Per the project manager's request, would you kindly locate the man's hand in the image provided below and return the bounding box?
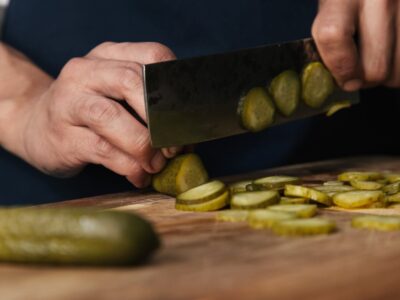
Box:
[0,42,180,187]
[312,0,399,90]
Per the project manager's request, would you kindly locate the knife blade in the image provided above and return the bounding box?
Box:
[143,38,359,148]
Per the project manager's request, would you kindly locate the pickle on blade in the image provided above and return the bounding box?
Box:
[280,197,309,205]
[248,210,296,229]
[273,218,336,236]
[301,62,335,108]
[0,208,160,265]
[352,215,400,231]
[269,70,301,116]
[231,190,280,209]
[176,180,226,205]
[332,190,384,209]
[152,153,208,196]
[175,190,229,212]
[337,171,382,182]
[229,180,252,194]
[216,210,249,222]
[268,204,317,218]
[238,87,275,132]
[383,182,400,195]
[350,180,384,191]
[252,175,300,190]
[284,184,332,206]
[326,100,352,117]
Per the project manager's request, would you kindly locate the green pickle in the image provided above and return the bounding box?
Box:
[301,62,335,108]
[269,70,301,116]
[238,87,275,132]
[0,208,160,265]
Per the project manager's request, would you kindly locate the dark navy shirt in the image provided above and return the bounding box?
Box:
[1,0,399,204]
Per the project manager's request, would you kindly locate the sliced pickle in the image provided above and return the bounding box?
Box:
[269,70,301,116]
[231,190,280,209]
[301,62,334,108]
[332,190,384,209]
[314,185,355,194]
[323,181,344,186]
[252,175,299,190]
[268,204,317,218]
[175,190,229,212]
[152,153,208,196]
[280,197,309,205]
[238,87,275,132]
[326,100,351,117]
[176,180,226,205]
[229,180,252,194]
[216,210,249,222]
[352,215,400,231]
[383,182,400,195]
[284,185,332,206]
[350,180,383,191]
[338,171,382,182]
[248,210,296,229]
[384,173,400,183]
[386,192,400,204]
[273,218,336,236]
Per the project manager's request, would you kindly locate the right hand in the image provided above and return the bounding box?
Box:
[8,42,179,187]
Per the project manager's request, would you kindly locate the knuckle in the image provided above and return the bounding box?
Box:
[146,42,175,62]
[62,57,87,76]
[118,66,141,91]
[93,136,115,158]
[330,57,357,78]
[91,41,116,55]
[134,133,152,160]
[313,23,348,46]
[86,100,121,126]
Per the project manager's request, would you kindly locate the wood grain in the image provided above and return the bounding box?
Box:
[2,156,400,300]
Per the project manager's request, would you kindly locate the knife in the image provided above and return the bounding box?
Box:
[143,38,359,148]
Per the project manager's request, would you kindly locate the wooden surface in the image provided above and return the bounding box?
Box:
[2,156,400,300]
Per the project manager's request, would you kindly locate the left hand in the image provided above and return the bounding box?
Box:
[312,0,400,91]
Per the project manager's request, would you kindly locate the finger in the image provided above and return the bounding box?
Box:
[161,146,183,159]
[359,0,395,85]
[75,127,152,187]
[87,42,176,64]
[70,96,166,173]
[61,57,147,122]
[312,0,362,91]
[386,2,400,87]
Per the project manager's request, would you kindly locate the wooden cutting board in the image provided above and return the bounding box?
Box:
[1,156,400,300]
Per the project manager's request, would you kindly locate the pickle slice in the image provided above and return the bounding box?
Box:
[252,175,300,190]
[284,185,332,206]
[332,190,384,209]
[248,210,296,229]
[386,192,400,204]
[238,87,275,132]
[231,190,280,209]
[338,171,382,182]
[323,181,344,186]
[384,173,400,183]
[175,190,229,212]
[229,180,252,194]
[216,210,249,222]
[268,204,317,218]
[383,182,400,195]
[269,70,301,116]
[352,215,400,231]
[176,180,226,205]
[152,153,208,196]
[280,197,309,205]
[326,100,352,117]
[301,62,334,108]
[314,185,355,194]
[273,218,336,236]
[350,180,383,191]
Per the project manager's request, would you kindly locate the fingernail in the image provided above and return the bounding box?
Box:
[343,79,362,92]
[151,151,166,172]
[168,146,182,157]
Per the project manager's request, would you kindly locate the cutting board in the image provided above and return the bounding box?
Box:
[1,156,400,300]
